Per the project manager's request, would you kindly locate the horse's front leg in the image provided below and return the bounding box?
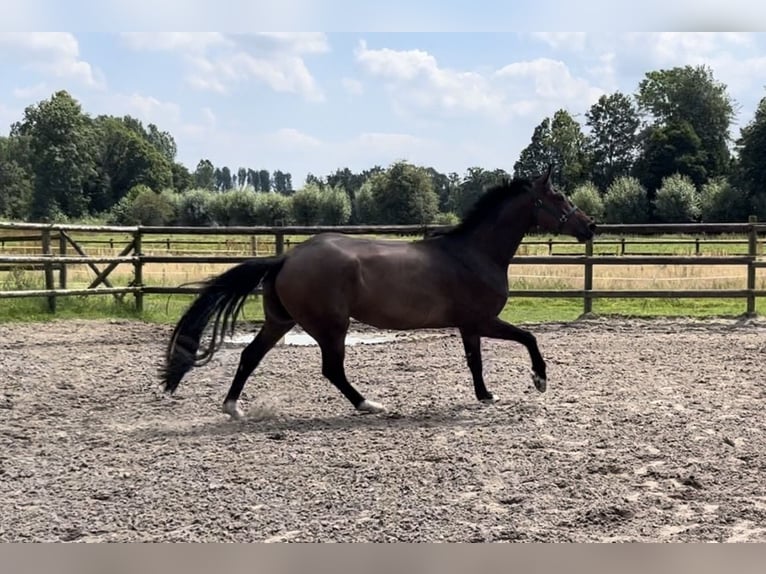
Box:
[459,328,496,403]
[476,317,547,392]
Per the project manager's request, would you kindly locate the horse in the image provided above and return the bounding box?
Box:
[162,166,597,419]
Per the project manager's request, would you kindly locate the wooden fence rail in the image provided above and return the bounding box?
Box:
[1,219,764,316]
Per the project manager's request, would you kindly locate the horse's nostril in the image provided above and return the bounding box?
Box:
[589,222,597,232]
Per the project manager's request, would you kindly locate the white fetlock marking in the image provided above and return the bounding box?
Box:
[223,400,244,420]
[532,374,547,393]
[358,399,386,414]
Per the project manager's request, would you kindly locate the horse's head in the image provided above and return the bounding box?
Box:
[529,165,596,242]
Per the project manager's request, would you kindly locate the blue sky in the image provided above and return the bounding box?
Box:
[2,31,766,186]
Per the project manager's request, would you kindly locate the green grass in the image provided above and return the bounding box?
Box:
[0,293,757,326]
[1,230,762,324]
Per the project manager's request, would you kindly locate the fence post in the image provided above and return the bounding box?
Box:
[746,215,758,316]
[58,232,67,290]
[583,238,594,315]
[41,227,55,313]
[274,230,285,256]
[133,227,144,313]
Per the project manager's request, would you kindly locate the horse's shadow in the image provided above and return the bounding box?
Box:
[139,399,537,441]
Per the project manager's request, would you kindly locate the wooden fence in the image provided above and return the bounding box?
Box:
[1,219,765,316]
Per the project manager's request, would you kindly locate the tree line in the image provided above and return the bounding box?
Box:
[1,63,765,226]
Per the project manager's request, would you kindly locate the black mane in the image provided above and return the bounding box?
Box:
[444,177,532,236]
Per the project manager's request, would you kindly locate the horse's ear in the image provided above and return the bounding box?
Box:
[535,164,554,189]
[543,163,553,184]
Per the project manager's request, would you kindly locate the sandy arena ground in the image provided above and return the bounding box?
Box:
[1,316,765,542]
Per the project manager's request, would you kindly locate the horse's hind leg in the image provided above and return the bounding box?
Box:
[223,317,294,419]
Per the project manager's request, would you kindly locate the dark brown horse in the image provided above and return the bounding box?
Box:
[162,166,596,419]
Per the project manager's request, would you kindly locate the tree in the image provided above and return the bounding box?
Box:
[636,65,735,182]
[514,117,552,181]
[246,168,258,189]
[549,109,590,191]
[92,115,173,211]
[570,182,605,222]
[194,159,216,190]
[253,193,292,225]
[632,120,707,198]
[291,183,323,225]
[177,188,216,225]
[368,161,439,224]
[10,90,97,219]
[585,92,641,189]
[353,181,377,224]
[734,95,766,218]
[171,162,193,193]
[237,167,248,189]
[653,173,700,223]
[209,190,260,226]
[319,186,352,225]
[603,176,650,224]
[258,169,271,192]
[449,167,508,217]
[326,167,364,199]
[109,185,177,226]
[273,170,286,194]
[514,110,589,192]
[425,167,453,212]
[146,123,177,162]
[212,166,233,191]
[699,178,749,222]
[0,136,34,219]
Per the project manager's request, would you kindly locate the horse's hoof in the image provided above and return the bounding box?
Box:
[532,373,547,393]
[223,400,244,420]
[479,393,498,404]
[357,399,386,414]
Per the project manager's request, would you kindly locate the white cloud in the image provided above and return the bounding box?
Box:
[0,102,22,135]
[531,33,588,51]
[269,128,322,148]
[12,82,48,100]
[342,77,364,96]
[121,32,327,102]
[201,107,216,127]
[352,132,428,153]
[356,41,604,123]
[120,32,230,53]
[355,40,506,120]
[631,32,753,64]
[0,33,103,88]
[496,58,603,105]
[111,93,182,124]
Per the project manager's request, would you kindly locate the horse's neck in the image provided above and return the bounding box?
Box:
[461,209,532,267]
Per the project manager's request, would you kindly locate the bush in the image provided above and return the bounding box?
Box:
[569,182,605,222]
[209,190,260,226]
[291,184,323,225]
[108,185,177,225]
[177,188,216,226]
[699,178,749,222]
[253,193,293,226]
[319,186,352,225]
[654,173,700,223]
[603,176,650,224]
[353,181,378,224]
[433,212,460,226]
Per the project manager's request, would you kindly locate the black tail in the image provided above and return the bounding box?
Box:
[162,256,285,394]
